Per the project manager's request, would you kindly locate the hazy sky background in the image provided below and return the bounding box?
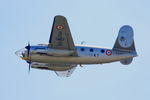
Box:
[1,0,150,100]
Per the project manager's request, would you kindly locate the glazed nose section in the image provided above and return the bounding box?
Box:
[15,48,27,58]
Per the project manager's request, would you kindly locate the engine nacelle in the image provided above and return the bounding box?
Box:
[32,48,75,56]
[47,49,74,56]
[31,62,76,71]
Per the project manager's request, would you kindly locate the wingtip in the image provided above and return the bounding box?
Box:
[54,15,66,19]
[121,25,133,30]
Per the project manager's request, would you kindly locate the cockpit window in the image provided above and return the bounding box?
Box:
[15,48,27,58]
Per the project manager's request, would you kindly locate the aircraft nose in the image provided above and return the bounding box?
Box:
[15,48,27,59]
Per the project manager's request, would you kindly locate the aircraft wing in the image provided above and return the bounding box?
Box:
[48,15,77,56]
[55,67,76,77]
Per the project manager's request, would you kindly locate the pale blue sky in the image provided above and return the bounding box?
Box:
[0,0,150,100]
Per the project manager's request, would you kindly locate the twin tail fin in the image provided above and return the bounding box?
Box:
[113,25,137,65]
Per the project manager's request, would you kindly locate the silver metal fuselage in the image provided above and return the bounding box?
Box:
[16,44,137,65]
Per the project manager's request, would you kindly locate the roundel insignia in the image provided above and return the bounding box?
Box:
[56,25,64,30]
[106,50,112,56]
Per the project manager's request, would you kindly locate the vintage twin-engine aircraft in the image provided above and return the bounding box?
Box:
[15,15,137,77]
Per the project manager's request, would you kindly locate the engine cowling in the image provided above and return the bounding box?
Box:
[47,49,74,56]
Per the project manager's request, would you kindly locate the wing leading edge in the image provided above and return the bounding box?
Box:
[48,15,77,56]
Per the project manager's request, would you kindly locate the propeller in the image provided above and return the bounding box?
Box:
[25,42,31,74]
[28,62,31,74]
[25,42,30,57]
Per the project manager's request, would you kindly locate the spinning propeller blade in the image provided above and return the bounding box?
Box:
[28,62,31,74]
[25,42,30,57]
[25,42,31,74]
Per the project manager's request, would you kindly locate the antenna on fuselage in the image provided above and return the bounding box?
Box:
[81,41,85,45]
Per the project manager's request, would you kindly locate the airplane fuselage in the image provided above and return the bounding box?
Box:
[17,44,136,65]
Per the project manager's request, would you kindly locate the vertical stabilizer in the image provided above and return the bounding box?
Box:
[113,25,136,51]
[113,25,137,65]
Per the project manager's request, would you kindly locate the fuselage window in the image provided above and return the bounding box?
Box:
[81,48,85,51]
[90,48,94,52]
[101,49,105,53]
